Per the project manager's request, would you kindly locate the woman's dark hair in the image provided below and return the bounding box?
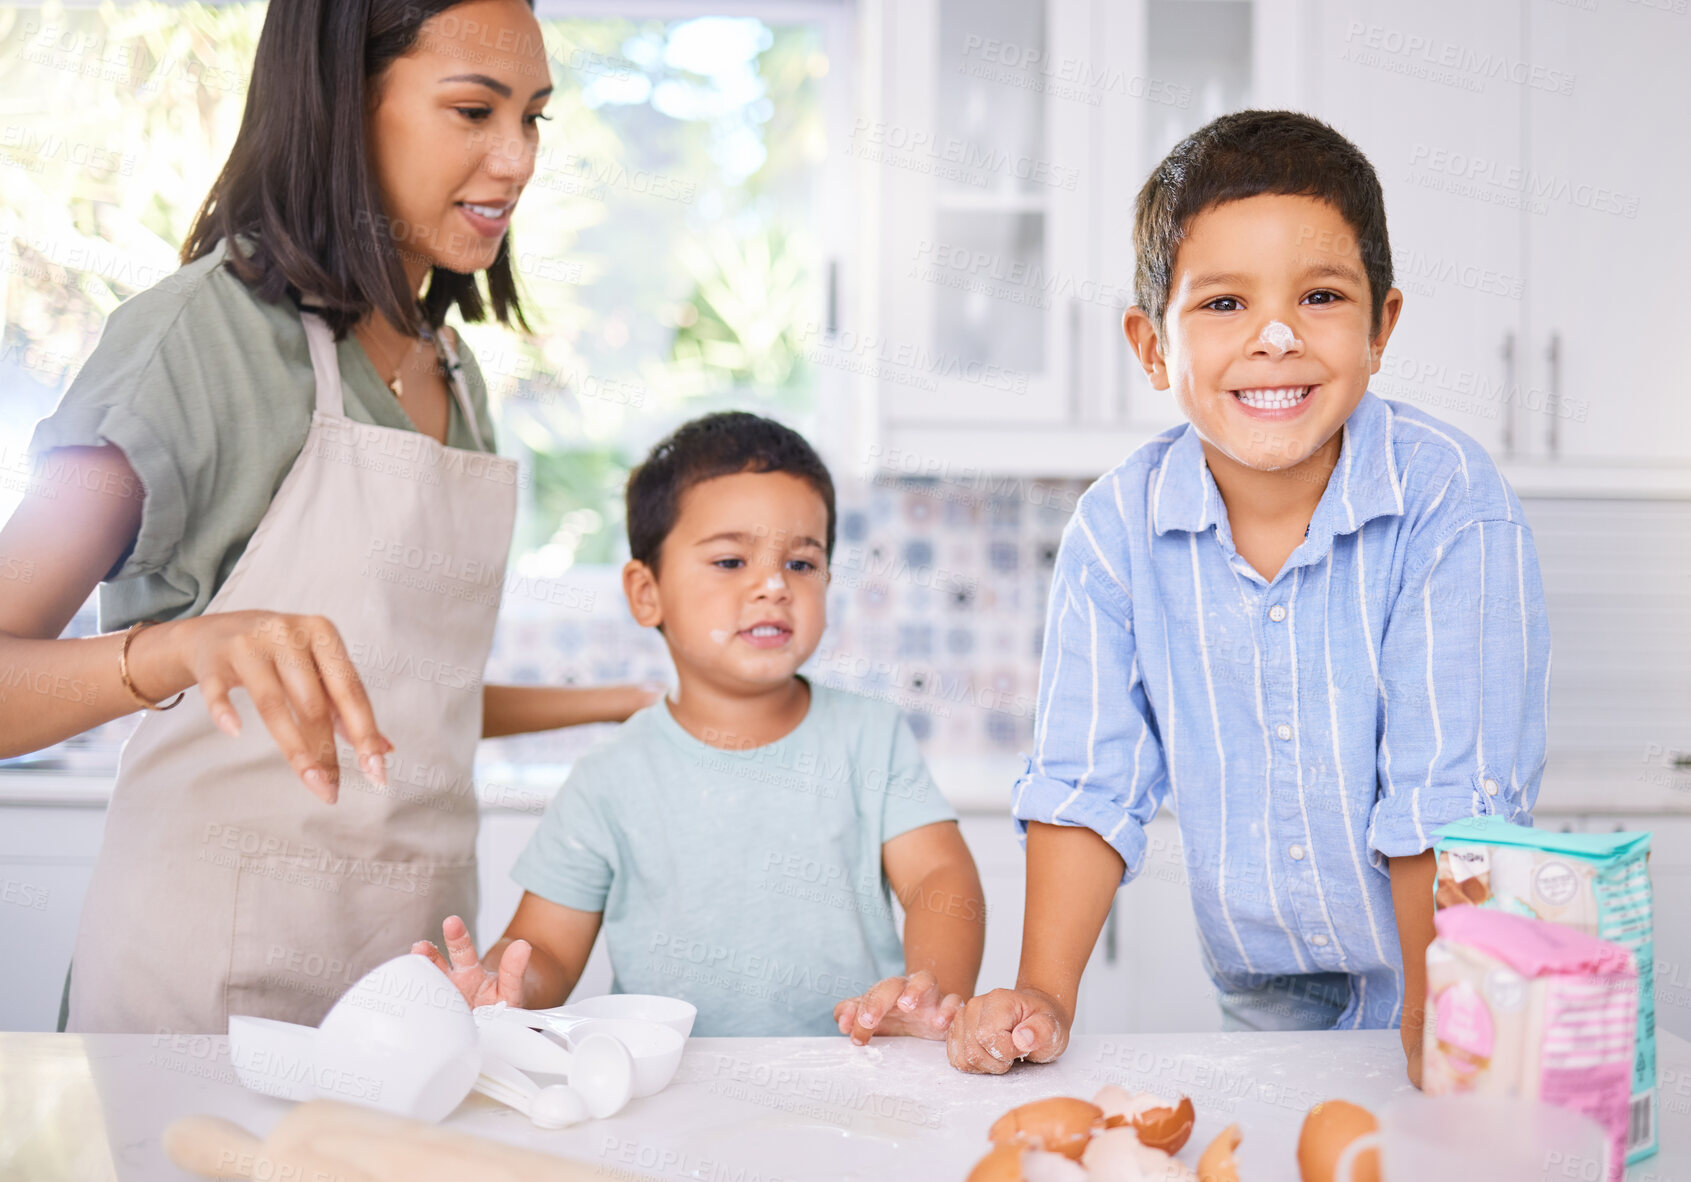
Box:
[1133,109,1394,334]
[180,0,534,339]
[626,413,837,573]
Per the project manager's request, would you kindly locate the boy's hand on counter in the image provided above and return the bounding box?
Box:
[945,986,1069,1074]
[835,970,962,1044]
[412,914,530,1009]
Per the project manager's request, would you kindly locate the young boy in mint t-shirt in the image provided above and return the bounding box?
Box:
[946,111,1551,1085]
[415,413,985,1037]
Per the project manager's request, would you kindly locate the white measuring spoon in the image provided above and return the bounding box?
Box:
[474,1052,589,1129]
[474,1014,635,1119]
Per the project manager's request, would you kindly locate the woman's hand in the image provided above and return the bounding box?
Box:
[834,970,963,1044]
[413,914,531,1009]
[163,610,390,802]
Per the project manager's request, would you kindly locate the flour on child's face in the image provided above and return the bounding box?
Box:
[1258,320,1300,355]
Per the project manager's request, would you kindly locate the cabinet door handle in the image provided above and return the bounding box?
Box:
[1500,330,1517,459]
[1546,331,1562,459]
[1068,297,1083,424]
[1116,311,1132,424]
[825,259,839,339]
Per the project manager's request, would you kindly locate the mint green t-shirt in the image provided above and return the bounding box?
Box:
[26,236,498,632]
[511,681,958,1037]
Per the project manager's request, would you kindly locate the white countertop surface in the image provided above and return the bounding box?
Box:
[2,1030,1686,1180]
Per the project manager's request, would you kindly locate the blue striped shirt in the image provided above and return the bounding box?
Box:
[1012,392,1552,1029]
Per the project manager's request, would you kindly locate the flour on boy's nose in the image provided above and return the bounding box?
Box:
[765,574,787,591]
[1259,320,1300,355]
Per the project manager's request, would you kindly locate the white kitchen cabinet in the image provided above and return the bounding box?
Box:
[864,0,1691,485]
[1520,3,1691,465]
[0,801,106,1032]
[868,0,1302,452]
[868,0,1094,430]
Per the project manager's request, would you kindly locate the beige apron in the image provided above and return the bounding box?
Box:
[68,311,517,1033]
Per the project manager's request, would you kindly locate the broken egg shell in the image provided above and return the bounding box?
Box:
[1296,1100,1379,1182]
[1089,1088,1195,1155]
[969,1145,1025,1182]
[988,1097,1105,1160]
[1081,1127,1197,1182]
[1132,1096,1195,1155]
[1195,1124,1242,1182]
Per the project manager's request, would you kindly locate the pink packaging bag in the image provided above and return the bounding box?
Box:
[1424,906,1638,1182]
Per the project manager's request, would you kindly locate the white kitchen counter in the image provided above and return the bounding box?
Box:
[1,1030,1686,1180]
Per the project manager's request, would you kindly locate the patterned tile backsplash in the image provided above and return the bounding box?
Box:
[476,475,1091,769]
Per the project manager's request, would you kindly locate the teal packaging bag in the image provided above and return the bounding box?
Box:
[1433,816,1656,1163]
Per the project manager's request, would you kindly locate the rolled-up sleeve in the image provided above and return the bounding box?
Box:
[27,294,200,582]
[1368,518,1550,864]
[1012,512,1168,882]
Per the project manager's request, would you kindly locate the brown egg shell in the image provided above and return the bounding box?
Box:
[988,1097,1104,1160]
[968,1144,1025,1182]
[1196,1123,1242,1182]
[1296,1100,1379,1182]
[1132,1095,1196,1155]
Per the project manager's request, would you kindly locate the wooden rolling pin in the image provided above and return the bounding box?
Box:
[163,1099,638,1181]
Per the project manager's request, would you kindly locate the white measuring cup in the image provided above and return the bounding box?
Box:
[1334,1096,1609,1182]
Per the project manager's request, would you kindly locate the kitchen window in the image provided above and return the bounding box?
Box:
[0,0,857,770]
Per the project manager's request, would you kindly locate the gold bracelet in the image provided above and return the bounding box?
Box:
[119,620,185,711]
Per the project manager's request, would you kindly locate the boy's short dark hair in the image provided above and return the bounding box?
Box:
[626,412,836,572]
[1133,110,1394,334]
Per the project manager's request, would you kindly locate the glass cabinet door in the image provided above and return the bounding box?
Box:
[873,0,1091,428]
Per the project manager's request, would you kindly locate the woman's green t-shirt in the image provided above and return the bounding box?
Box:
[27,237,501,631]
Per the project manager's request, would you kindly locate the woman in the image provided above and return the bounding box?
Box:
[0,0,644,1033]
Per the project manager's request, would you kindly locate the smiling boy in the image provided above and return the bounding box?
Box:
[946,111,1550,1082]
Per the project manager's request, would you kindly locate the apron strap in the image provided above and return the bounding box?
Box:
[299,312,346,418]
[434,327,491,454]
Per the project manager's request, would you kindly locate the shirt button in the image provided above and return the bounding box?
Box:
[1312,933,1330,947]
[1483,778,1500,796]
[1289,844,1306,861]
[1276,724,1293,741]
[1268,604,1287,622]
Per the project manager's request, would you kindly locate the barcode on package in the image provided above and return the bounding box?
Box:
[1629,1092,1654,1153]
